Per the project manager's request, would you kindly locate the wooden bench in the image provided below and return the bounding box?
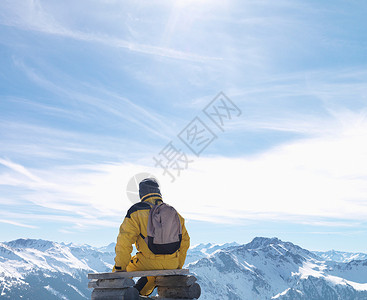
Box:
[88,269,201,300]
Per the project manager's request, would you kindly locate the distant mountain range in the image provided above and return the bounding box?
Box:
[1,238,366,299]
[0,239,114,299]
[188,237,367,300]
[312,250,367,263]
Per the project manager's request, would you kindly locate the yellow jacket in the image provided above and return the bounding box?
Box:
[114,194,190,271]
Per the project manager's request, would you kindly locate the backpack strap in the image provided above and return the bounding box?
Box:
[139,202,155,241]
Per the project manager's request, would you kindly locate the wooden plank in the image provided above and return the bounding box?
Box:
[91,287,139,300]
[158,283,201,299]
[155,275,197,287]
[88,278,135,289]
[139,296,190,300]
[88,269,189,280]
[140,297,192,300]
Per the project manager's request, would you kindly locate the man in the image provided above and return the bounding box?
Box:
[113,178,190,296]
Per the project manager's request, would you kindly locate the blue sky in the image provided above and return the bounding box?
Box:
[1,0,367,252]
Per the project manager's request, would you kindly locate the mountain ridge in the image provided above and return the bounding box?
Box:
[187,237,367,299]
[1,237,367,299]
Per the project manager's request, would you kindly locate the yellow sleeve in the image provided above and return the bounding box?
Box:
[113,214,139,271]
[178,215,190,269]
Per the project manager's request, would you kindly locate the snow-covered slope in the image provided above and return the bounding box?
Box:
[184,242,239,265]
[1,237,367,299]
[188,237,367,300]
[0,239,114,299]
[313,250,367,263]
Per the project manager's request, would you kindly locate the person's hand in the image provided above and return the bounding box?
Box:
[112,266,126,272]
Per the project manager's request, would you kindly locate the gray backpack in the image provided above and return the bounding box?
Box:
[143,202,182,255]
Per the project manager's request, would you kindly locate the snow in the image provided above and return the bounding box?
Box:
[293,259,324,279]
[0,241,92,278]
[68,283,88,299]
[0,238,114,292]
[324,274,347,286]
[346,280,367,291]
[279,255,367,298]
[272,288,303,299]
[189,237,367,299]
[277,244,289,252]
[272,288,291,299]
[184,242,239,266]
[1,237,367,299]
[44,285,68,299]
[313,250,367,263]
[241,260,256,273]
[270,244,284,256]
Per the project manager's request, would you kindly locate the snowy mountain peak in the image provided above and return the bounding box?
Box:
[0,239,115,299]
[185,242,241,265]
[97,242,116,253]
[245,237,282,249]
[190,242,239,251]
[190,243,214,250]
[5,238,56,250]
[188,238,367,300]
[238,237,316,261]
[313,249,367,263]
[1,237,367,300]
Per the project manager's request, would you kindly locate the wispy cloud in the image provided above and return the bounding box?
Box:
[0,211,118,230]
[0,158,43,183]
[1,0,367,251]
[0,219,38,229]
[1,108,367,230]
[0,0,221,62]
[0,120,145,165]
[11,58,174,140]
